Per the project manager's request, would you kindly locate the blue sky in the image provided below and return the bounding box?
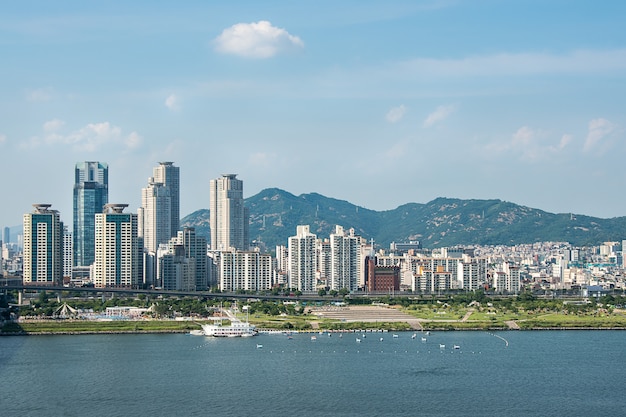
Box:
[1,0,625,229]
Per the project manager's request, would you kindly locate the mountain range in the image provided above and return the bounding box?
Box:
[180,188,626,251]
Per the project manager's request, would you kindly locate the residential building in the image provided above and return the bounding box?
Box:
[152,162,180,238]
[159,244,196,291]
[140,178,171,253]
[218,250,273,292]
[317,239,331,287]
[23,204,63,285]
[93,204,141,288]
[73,161,108,267]
[329,225,360,292]
[157,227,208,291]
[139,174,173,287]
[288,225,317,292]
[63,226,72,281]
[209,174,249,251]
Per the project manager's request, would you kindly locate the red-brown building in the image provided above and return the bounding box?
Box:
[365,256,400,292]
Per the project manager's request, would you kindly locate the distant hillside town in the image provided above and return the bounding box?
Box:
[2,162,625,297]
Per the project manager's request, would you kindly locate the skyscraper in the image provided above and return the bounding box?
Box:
[152,162,180,238]
[329,225,360,292]
[209,174,249,251]
[73,161,108,267]
[63,226,73,280]
[2,226,9,245]
[93,204,140,288]
[23,204,63,285]
[140,178,171,253]
[288,225,317,293]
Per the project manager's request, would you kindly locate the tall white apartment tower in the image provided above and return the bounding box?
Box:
[209,174,249,251]
[152,162,180,238]
[93,204,140,288]
[140,178,171,253]
[63,226,73,280]
[23,204,63,285]
[288,225,318,293]
[329,225,360,292]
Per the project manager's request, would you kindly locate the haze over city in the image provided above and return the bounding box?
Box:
[1,0,625,228]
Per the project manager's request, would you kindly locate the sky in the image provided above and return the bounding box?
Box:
[1,0,626,230]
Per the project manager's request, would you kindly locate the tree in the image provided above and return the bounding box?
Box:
[318,289,327,297]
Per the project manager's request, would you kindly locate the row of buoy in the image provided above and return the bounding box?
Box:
[259,350,481,354]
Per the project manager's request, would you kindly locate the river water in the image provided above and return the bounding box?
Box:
[1,330,624,416]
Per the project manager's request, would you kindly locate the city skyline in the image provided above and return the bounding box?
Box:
[1,1,625,227]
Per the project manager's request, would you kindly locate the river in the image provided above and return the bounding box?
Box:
[1,330,624,416]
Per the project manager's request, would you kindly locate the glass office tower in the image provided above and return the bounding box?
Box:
[73,161,108,267]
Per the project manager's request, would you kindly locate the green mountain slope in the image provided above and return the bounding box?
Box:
[181,189,626,250]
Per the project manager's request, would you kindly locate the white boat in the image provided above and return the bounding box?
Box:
[411,333,417,339]
[421,337,427,342]
[311,335,317,341]
[439,344,446,349]
[201,303,257,337]
[256,344,263,349]
[201,319,257,337]
[453,345,460,350]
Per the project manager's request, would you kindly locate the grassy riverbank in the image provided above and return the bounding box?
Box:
[4,310,626,335]
[1,320,201,335]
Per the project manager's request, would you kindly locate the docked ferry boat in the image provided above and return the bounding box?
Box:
[201,319,257,337]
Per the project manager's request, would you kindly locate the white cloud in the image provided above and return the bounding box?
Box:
[485,126,572,162]
[125,131,143,149]
[26,87,53,102]
[423,105,454,127]
[213,20,304,59]
[165,93,179,111]
[386,105,407,123]
[583,118,617,153]
[0,134,6,144]
[512,126,534,146]
[43,118,65,132]
[555,134,572,151]
[21,121,142,152]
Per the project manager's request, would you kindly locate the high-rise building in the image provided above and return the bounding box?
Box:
[140,178,171,253]
[63,226,73,280]
[73,161,108,267]
[139,173,174,287]
[209,174,249,251]
[2,226,9,245]
[93,204,140,288]
[152,162,180,238]
[218,250,273,292]
[158,244,196,291]
[288,225,317,292]
[156,227,208,291]
[182,227,209,290]
[329,225,360,292]
[23,204,63,285]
